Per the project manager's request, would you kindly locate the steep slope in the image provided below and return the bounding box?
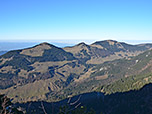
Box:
[64,42,111,63]
[92,49,152,80]
[1,40,152,103]
[64,40,152,64]
[51,49,152,100]
[0,43,89,102]
[16,83,152,114]
[93,50,152,95]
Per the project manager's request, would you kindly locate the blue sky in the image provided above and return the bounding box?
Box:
[0,0,152,44]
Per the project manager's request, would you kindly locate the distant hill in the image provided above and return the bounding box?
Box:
[0,42,79,89]
[0,42,87,102]
[1,40,152,103]
[64,40,152,64]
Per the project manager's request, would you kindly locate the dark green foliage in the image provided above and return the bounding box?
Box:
[0,50,34,71]
[57,72,65,77]
[0,72,14,79]
[0,73,15,89]
[97,72,152,94]
[66,62,76,68]
[121,42,148,52]
[92,49,152,81]
[93,40,152,52]
[77,49,91,63]
[0,80,15,89]
[93,40,124,52]
[1,50,21,58]
[48,66,55,78]
[54,80,66,88]
[33,48,75,62]
[66,73,78,85]
[91,58,132,77]
[3,57,33,71]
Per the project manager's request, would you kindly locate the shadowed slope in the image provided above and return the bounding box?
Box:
[16,83,152,114]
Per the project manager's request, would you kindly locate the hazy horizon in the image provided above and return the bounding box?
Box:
[1,0,152,50]
[1,39,152,51]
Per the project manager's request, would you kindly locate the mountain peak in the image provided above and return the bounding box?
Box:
[32,42,61,50]
[36,42,55,47]
[20,42,55,57]
[106,40,118,42]
[39,42,50,45]
[76,42,88,47]
[92,40,118,45]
